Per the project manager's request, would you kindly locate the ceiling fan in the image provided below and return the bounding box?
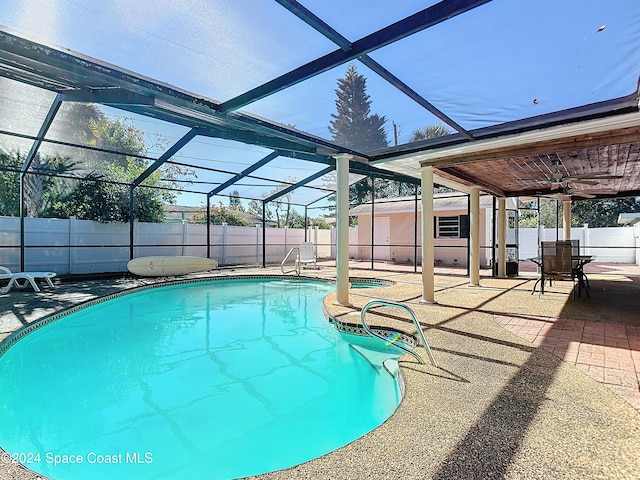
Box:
[545,186,619,199]
[540,159,622,188]
[538,159,622,198]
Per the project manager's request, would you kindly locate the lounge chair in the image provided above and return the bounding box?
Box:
[296,242,318,270]
[0,266,56,294]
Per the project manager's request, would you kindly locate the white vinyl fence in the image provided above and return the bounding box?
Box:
[518,226,637,263]
[1,216,637,275]
[0,216,335,275]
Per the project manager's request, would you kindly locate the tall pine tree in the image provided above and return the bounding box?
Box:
[329,64,388,152]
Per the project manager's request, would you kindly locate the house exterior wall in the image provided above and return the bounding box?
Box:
[354,207,490,267]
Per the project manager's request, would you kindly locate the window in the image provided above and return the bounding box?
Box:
[437,216,459,238]
[435,215,469,238]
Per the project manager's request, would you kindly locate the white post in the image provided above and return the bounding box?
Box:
[334,153,352,306]
[69,216,76,275]
[221,223,228,265]
[583,223,590,257]
[256,225,261,264]
[330,226,336,259]
[133,219,138,258]
[285,225,288,252]
[498,197,506,278]
[635,224,640,266]
[470,186,480,285]
[538,224,544,253]
[182,219,188,256]
[421,166,435,303]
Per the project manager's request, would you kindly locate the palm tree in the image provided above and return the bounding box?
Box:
[0,150,79,217]
[409,124,452,142]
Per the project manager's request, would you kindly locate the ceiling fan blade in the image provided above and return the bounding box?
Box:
[570,173,623,180]
[572,191,596,198]
[566,188,618,199]
[568,179,600,185]
[540,188,570,199]
[581,189,618,194]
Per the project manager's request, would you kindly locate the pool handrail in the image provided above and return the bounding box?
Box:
[360,299,438,367]
[281,247,300,275]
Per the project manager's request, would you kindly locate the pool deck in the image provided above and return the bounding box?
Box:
[1,265,640,479]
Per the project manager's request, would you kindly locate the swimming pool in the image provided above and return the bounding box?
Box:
[0,278,405,480]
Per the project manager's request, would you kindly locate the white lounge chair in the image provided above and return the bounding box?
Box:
[0,266,56,294]
[296,242,318,270]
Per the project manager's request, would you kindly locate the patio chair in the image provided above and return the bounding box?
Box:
[296,242,318,270]
[533,241,576,298]
[570,239,591,297]
[0,266,56,294]
[570,239,580,257]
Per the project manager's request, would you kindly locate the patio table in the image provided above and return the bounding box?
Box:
[528,255,594,298]
[572,255,594,297]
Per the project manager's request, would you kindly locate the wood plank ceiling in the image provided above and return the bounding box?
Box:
[427,124,640,200]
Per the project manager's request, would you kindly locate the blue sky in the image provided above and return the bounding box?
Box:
[2,0,640,207]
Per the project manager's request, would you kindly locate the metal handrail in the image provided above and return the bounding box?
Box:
[280,247,300,275]
[360,299,438,366]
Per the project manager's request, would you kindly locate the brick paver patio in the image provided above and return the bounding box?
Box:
[495,314,640,410]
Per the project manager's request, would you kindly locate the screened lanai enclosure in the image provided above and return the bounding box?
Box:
[1,0,640,277]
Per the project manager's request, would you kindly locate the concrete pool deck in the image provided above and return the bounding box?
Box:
[1,266,640,479]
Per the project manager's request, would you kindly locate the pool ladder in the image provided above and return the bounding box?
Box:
[360,299,438,367]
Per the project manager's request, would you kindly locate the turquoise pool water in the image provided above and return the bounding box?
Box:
[0,278,404,480]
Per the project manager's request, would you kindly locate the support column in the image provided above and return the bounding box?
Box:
[563,199,571,240]
[497,197,507,278]
[470,186,480,286]
[421,167,435,303]
[334,154,352,306]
